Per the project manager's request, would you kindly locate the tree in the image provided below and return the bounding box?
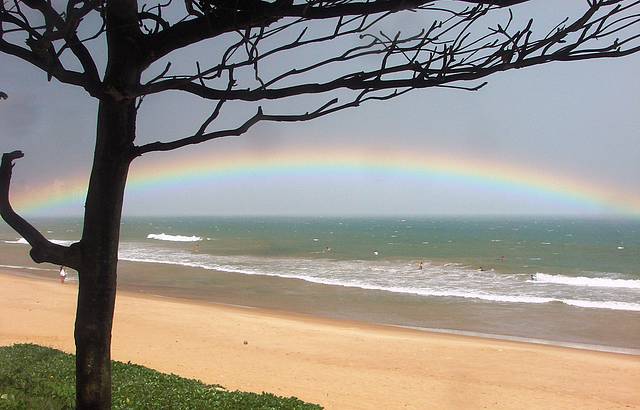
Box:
[1,0,639,407]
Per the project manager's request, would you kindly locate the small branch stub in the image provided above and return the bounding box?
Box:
[1,151,25,197]
[2,150,24,164]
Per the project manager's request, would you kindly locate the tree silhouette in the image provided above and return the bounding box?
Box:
[1,0,639,408]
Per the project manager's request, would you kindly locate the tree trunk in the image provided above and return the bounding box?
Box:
[74,96,136,409]
[73,2,142,406]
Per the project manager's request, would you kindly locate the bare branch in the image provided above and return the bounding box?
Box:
[135,0,639,107]
[144,0,530,64]
[0,0,102,94]
[0,151,81,269]
[124,0,640,161]
[19,0,101,83]
[134,88,416,155]
[0,38,92,91]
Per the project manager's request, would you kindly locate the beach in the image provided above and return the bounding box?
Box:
[1,270,639,409]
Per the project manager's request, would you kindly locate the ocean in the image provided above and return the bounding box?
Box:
[2,216,639,350]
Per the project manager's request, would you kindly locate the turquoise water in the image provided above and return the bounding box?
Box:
[2,216,639,311]
[126,216,639,277]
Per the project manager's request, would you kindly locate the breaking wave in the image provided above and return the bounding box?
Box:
[3,238,75,246]
[534,273,640,289]
[116,244,640,313]
[146,233,202,242]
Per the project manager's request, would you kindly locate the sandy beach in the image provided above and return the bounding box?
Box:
[1,271,639,409]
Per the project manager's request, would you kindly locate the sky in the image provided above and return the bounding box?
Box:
[1,1,639,217]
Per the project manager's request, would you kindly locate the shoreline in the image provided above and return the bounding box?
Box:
[389,325,640,356]
[7,266,640,356]
[2,270,639,409]
[1,247,639,352]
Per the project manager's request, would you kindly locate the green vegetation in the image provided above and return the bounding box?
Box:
[0,344,322,409]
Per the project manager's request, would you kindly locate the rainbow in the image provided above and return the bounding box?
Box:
[9,147,640,215]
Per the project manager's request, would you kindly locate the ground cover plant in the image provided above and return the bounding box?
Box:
[0,344,322,410]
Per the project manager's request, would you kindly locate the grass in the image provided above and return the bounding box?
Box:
[0,344,322,409]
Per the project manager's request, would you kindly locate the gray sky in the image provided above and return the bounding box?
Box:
[1,1,639,217]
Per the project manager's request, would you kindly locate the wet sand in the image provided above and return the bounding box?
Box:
[1,244,639,351]
[1,271,640,409]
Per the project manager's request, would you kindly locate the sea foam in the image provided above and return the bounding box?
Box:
[3,238,75,246]
[3,238,28,244]
[147,233,202,242]
[0,264,56,272]
[115,243,640,313]
[534,273,640,289]
[562,299,640,311]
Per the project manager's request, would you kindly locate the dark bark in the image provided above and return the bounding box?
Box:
[0,152,82,269]
[148,0,528,64]
[0,101,134,410]
[73,98,135,409]
[74,2,142,407]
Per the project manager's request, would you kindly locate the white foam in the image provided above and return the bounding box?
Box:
[3,238,28,244]
[3,238,75,246]
[348,285,557,305]
[562,299,640,311]
[0,264,56,272]
[147,233,202,242]
[279,282,640,311]
[116,247,640,313]
[534,273,640,289]
[51,239,75,246]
